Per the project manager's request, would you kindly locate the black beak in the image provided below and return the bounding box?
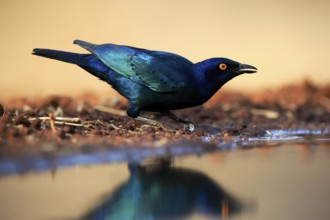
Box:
[234,63,258,74]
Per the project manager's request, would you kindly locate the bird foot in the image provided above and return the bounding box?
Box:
[136,116,177,132]
[164,111,195,132]
[157,123,177,132]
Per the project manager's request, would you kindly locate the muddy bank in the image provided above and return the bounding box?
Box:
[0,81,329,156]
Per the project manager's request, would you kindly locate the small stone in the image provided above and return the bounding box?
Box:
[0,104,4,117]
[175,129,184,136]
[14,115,31,127]
[183,123,195,132]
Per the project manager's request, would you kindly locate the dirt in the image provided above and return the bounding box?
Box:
[0,80,329,157]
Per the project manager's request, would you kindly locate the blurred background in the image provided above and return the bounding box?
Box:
[1,0,329,99]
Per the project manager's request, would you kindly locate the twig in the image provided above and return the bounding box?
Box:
[94,105,126,116]
[54,121,83,126]
[52,116,81,122]
[137,116,176,132]
[49,113,57,133]
[108,123,120,130]
[250,108,279,119]
[29,116,81,122]
[29,116,83,128]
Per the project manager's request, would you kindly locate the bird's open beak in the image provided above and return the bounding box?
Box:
[234,63,258,74]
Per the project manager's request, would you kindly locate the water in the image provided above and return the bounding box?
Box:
[0,130,329,220]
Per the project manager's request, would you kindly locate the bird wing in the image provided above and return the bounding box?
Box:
[74,40,193,93]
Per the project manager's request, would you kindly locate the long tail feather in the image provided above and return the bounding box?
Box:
[32,48,114,82]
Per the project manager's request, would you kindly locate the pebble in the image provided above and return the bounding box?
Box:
[0,104,4,117]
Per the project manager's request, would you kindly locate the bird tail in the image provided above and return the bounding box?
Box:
[32,48,114,82]
[32,48,89,66]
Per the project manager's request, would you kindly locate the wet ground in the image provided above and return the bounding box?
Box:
[0,81,329,219]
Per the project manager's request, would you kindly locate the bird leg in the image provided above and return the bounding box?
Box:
[94,105,194,132]
[163,111,195,132]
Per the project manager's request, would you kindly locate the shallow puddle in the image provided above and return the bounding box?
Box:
[0,130,329,220]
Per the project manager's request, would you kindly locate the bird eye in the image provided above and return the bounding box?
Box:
[219,63,227,71]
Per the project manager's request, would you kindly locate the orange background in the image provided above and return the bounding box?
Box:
[1,0,329,98]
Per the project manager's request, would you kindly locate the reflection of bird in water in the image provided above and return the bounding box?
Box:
[81,161,244,220]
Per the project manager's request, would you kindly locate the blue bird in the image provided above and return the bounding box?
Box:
[32,40,257,130]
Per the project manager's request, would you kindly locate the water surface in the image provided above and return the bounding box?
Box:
[0,131,329,220]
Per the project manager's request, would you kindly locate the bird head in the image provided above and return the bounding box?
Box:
[196,58,257,87]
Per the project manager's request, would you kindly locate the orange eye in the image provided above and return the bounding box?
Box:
[219,63,227,71]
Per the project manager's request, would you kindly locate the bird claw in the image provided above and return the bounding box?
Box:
[157,123,177,132]
[183,122,195,132]
[136,116,177,132]
[136,114,195,132]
